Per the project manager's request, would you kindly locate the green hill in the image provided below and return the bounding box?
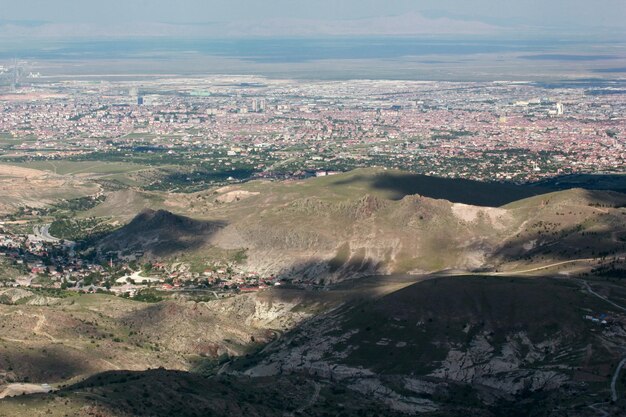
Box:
[87,169,626,281]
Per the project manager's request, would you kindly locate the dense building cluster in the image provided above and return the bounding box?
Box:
[0,76,624,184]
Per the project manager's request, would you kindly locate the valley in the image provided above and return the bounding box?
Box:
[1,164,626,415]
[1,3,625,414]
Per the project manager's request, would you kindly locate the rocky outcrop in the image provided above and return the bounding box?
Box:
[429,331,569,395]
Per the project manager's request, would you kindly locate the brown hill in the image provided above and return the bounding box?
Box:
[97,209,226,257]
[90,170,626,282]
[241,275,626,415]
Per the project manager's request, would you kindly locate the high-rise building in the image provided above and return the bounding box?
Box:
[556,102,564,116]
[10,59,19,92]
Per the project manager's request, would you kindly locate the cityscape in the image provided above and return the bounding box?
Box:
[1,0,626,416]
[1,74,624,190]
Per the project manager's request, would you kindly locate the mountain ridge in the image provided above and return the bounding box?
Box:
[92,170,626,282]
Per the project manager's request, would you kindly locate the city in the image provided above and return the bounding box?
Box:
[1,74,624,190]
[1,1,626,415]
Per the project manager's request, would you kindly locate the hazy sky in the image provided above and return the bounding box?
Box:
[2,0,625,37]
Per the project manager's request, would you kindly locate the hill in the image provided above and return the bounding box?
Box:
[240,275,626,415]
[328,168,549,206]
[4,168,626,415]
[0,288,322,389]
[88,170,626,282]
[0,369,403,417]
[96,209,227,257]
[532,173,626,194]
[5,275,626,416]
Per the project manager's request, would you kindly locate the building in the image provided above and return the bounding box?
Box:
[556,102,564,116]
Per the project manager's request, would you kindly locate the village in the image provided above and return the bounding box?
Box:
[0,223,281,299]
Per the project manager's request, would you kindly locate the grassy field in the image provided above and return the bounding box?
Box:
[0,134,38,145]
[0,259,23,282]
[6,160,150,176]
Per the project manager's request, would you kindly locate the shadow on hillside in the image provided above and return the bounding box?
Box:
[98,209,228,257]
[581,189,626,208]
[296,277,602,352]
[337,275,603,339]
[488,222,623,267]
[11,279,617,415]
[531,174,626,194]
[26,369,364,416]
[1,347,97,383]
[228,276,607,386]
[273,257,384,285]
[331,172,548,207]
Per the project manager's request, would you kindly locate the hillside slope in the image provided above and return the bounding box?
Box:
[6,275,626,416]
[240,276,626,415]
[91,170,626,282]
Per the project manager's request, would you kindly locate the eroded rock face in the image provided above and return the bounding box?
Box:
[348,378,439,414]
[204,292,312,330]
[119,293,313,359]
[240,285,588,414]
[245,321,440,414]
[429,331,568,395]
[0,288,61,306]
[243,309,443,414]
[0,288,33,304]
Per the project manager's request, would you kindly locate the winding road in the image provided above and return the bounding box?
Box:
[580,280,626,312]
[611,358,626,403]
[491,258,595,275]
[575,279,626,408]
[32,224,60,243]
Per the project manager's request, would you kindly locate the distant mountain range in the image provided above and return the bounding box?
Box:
[3,11,625,41]
[0,12,498,39]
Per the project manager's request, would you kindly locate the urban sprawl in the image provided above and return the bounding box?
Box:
[0,71,624,297]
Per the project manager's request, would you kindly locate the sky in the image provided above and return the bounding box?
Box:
[1,0,625,38]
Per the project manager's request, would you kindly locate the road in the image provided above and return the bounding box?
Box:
[580,280,626,312]
[574,279,626,408]
[611,358,626,402]
[491,258,595,275]
[32,224,60,243]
